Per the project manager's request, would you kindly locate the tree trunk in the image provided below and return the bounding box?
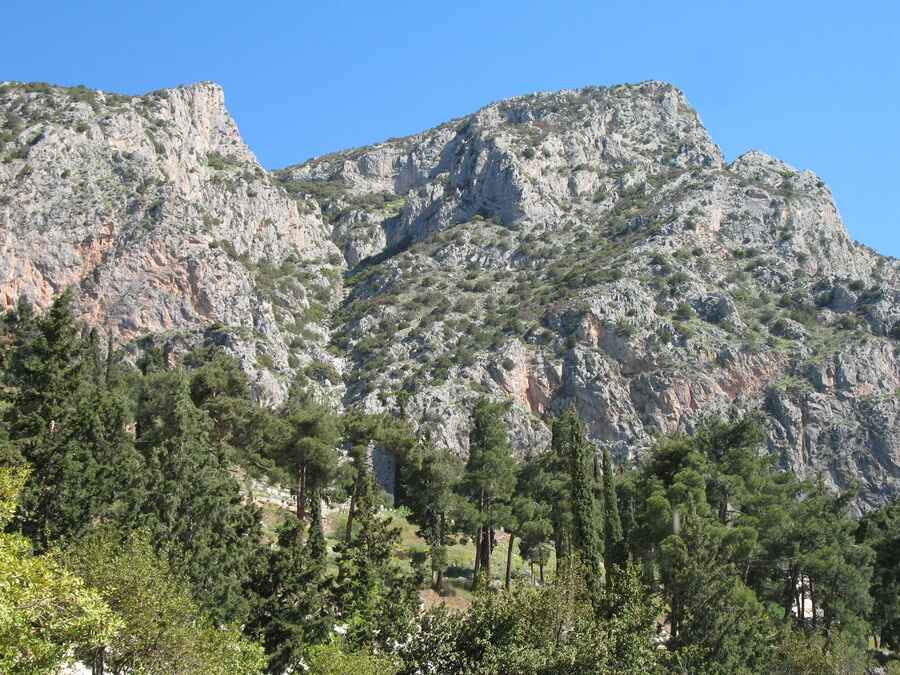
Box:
[539,558,545,584]
[672,596,679,639]
[505,534,515,590]
[473,526,482,581]
[481,525,492,581]
[783,563,799,623]
[346,471,360,541]
[92,647,105,675]
[811,578,818,629]
[296,464,306,522]
[799,573,806,623]
[433,512,446,591]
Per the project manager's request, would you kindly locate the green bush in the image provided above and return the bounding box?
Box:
[306,643,398,675]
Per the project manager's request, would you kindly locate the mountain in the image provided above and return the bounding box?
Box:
[1,79,898,509]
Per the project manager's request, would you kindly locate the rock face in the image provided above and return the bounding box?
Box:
[2,79,899,509]
[0,81,342,403]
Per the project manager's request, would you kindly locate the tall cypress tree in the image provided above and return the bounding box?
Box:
[553,408,603,607]
[135,369,263,623]
[2,292,140,547]
[601,444,624,566]
[332,470,417,649]
[247,507,332,674]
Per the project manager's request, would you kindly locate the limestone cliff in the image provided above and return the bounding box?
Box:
[3,79,898,509]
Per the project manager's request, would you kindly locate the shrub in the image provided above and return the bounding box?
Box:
[889,321,900,341]
[306,643,398,675]
[206,151,241,171]
[675,302,696,321]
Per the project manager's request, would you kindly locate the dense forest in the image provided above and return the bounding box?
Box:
[2,292,899,674]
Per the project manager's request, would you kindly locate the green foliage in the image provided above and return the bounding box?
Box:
[66,527,266,675]
[662,518,778,672]
[247,516,333,673]
[206,151,243,171]
[2,289,895,673]
[332,472,418,649]
[769,629,872,675]
[276,402,341,520]
[552,408,604,607]
[1,292,143,548]
[627,417,878,667]
[134,368,264,623]
[601,445,624,565]
[0,467,120,675]
[401,440,464,589]
[858,497,900,649]
[458,398,518,586]
[395,561,664,674]
[306,643,399,675]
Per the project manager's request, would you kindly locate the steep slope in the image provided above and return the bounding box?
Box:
[277,81,900,509]
[0,81,343,402]
[1,79,898,508]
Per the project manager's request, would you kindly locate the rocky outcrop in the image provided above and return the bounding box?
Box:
[2,78,898,507]
[292,81,899,507]
[0,81,342,403]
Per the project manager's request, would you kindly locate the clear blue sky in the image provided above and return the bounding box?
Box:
[2,1,898,256]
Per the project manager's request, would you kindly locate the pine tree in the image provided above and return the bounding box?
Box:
[402,439,462,590]
[342,412,380,541]
[277,403,340,522]
[662,517,777,672]
[458,398,517,588]
[858,497,900,649]
[512,493,552,586]
[341,413,416,540]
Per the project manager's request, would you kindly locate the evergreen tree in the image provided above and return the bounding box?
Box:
[134,369,263,623]
[514,451,561,584]
[0,297,38,466]
[458,398,517,587]
[601,444,624,566]
[183,346,281,476]
[512,493,552,586]
[553,408,604,606]
[402,439,462,590]
[662,517,778,673]
[341,412,416,540]
[247,511,333,674]
[276,403,340,522]
[787,480,873,640]
[341,412,380,541]
[332,471,417,649]
[2,292,140,547]
[858,497,900,649]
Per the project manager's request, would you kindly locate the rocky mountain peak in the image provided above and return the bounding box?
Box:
[1,79,898,509]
